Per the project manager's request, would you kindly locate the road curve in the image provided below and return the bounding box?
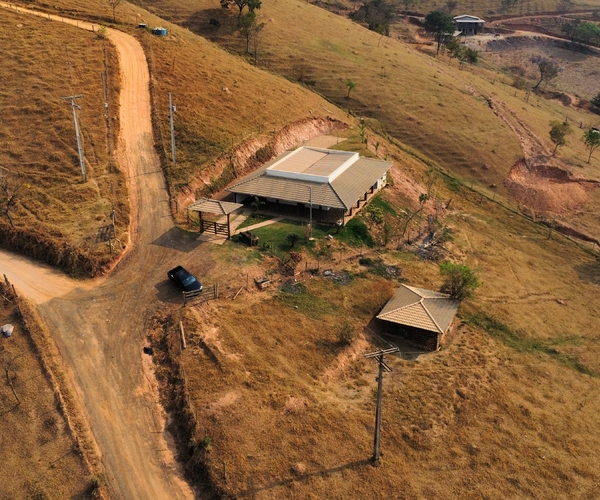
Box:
[0,4,199,499]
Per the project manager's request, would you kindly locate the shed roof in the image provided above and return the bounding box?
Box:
[454,15,485,22]
[377,285,460,334]
[187,198,243,215]
[227,147,392,210]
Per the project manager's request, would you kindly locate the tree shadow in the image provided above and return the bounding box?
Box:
[182,8,239,39]
[151,227,202,252]
[239,458,373,497]
[574,259,600,286]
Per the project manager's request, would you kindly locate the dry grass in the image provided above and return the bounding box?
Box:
[0,8,127,274]
[6,1,600,498]
[146,132,600,498]
[153,207,600,498]
[0,290,92,499]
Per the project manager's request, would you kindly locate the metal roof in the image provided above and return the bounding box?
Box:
[227,148,392,210]
[454,15,485,22]
[377,285,460,334]
[187,198,243,215]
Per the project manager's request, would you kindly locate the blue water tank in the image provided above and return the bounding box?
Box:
[152,27,167,36]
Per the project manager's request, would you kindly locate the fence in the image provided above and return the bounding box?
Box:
[183,283,218,305]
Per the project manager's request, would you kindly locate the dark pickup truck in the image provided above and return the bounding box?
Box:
[167,266,203,292]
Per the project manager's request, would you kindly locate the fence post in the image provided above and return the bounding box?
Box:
[183,291,187,306]
[215,283,219,299]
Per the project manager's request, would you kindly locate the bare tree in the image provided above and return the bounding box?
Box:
[108,0,122,22]
[0,171,28,227]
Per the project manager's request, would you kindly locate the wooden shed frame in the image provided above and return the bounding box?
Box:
[186,198,243,239]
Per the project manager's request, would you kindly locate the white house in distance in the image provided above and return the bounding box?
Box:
[454,15,485,35]
[227,146,392,225]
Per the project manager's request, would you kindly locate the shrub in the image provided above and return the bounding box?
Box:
[337,321,357,346]
[345,217,374,247]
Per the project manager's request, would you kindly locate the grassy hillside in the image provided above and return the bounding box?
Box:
[0,284,95,498]
[151,136,600,498]
[5,1,600,497]
[0,7,126,275]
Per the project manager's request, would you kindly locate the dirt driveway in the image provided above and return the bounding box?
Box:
[0,4,206,498]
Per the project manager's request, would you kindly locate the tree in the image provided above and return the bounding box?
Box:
[424,10,455,55]
[107,0,122,22]
[344,79,357,98]
[530,56,559,90]
[582,128,600,163]
[350,0,394,33]
[445,0,458,14]
[549,120,572,155]
[221,0,261,19]
[462,48,478,64]
[439,261,481,300]
[238,11,264,54]
[557,0,574,14]
[592,92,600,108]
[401,0,417,15]
[502,0,518,10]
[375,24,389,47]
[251,196,265,212]
[446,37,462,63]
[0,172,28,227]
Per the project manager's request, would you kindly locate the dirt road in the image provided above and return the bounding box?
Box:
[0,4,208,498]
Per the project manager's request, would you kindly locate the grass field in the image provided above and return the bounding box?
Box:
[0,287,93,499]
[152,150,600,497]
[0,7,126,275]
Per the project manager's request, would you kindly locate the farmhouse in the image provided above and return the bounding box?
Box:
[227,147,392,225]
[454,15,485,36]
[377,285,460,351]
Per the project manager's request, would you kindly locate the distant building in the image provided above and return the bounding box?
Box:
[377,285,460,350]
[227,147,392,225]
[454,15,485,36]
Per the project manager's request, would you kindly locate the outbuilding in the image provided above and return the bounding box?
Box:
[227,146,392,225]
[377,285,460,350]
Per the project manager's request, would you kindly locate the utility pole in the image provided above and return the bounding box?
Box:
[363,345,399,463]
[60,95,86,182]
[169,92,177,166]
[308,185,313,239]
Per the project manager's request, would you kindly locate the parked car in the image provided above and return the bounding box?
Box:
[167,266,203,292]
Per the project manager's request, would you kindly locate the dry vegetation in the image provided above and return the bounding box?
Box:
[149,152,600,497]
[0,8,127,275]
[0,283,94,499]
[4,0,600,498]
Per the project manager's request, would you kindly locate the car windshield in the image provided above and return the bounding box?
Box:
[181,274,196,286]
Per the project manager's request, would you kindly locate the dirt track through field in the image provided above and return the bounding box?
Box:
[0,4,202,498]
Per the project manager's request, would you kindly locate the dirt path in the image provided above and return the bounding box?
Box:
[0,4,201,499]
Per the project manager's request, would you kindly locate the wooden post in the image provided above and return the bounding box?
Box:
[246,273,249,291]
[215,283,219,299]
[180,321,186,350]
[227,213,231,239]
[183,291,187,306]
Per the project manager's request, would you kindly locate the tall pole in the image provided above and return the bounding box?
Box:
[61,95,86,182]
[169,92,176,166]
[373,355,384,461]
[309,186,313,239]
[363,346,399,463]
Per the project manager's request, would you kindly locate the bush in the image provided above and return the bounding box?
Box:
[337,321,357,346]
[345,217,374,247]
